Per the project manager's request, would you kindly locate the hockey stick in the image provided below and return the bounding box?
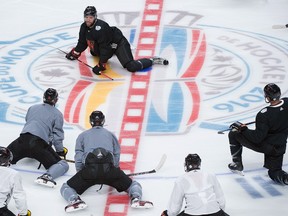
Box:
[127,154,167,177]
[65,159,75,163]
[65,154,167,176]
[49,46,114,80]
[217,121,255,134]
[272,24,288,29]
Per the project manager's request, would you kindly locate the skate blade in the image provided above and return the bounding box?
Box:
[230,169,245,176]
[131,202,153,209]
[65,203,88,213]
[35,179,56,188]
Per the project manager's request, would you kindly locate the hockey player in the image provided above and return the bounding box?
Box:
[0,147,31,216]
[228,83,288,184]
[65,6,169,75]
[60,110,153,212]
[161,154,227,216]
[7,88,69,188]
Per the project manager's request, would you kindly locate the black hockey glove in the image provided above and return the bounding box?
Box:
[57,147,68,159]
[161,210,168,216]
[229,121,247,132]
[92,63,106,75]
[66,48,81,60]
[19,209,31,216]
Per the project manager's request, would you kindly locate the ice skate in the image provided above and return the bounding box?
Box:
[130,198,153,209]
[151,56,169,65]
[35,174,56,188]
[228,162,244,176]
[65,198,87,213]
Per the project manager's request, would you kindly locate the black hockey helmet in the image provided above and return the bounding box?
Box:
[43,88,58,106]
[90,110,105,127]
[0,147,13,167]
[84,6,97,18]
[184,153,201,172]
[264,83,281,102]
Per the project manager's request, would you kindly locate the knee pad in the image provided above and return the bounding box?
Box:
[61,183,79,202]
[125,61,142,72]
[47,160,69,179]
[127,180,142,199]
[59,160,69,173]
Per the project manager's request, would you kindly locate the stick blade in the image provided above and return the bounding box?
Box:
[155,154,167,172]
[272,25,286,29]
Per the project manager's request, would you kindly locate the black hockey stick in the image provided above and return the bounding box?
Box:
[217,121,255,134]
[49,45,114,80]
[65,154,167,176]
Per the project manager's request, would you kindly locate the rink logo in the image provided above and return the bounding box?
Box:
[1,12,288,135]
[0,29,78,125]
[197,26,288,131]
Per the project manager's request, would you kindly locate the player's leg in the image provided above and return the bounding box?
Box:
[265,154,288,185]
[7,133,31,164]
[32,138,68,187]
[228,131,244,172]
[0,206,16,216]
[114,38,153,72]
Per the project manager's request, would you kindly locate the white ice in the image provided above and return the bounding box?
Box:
[1,0,288,215]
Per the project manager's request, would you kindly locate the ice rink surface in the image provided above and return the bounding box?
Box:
[1,0,288,215]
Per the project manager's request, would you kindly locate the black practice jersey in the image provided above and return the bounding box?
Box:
[74,19,123,63]
[242,98,288,147]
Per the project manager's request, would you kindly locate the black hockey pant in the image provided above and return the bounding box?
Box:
[67,153,132,195]
[0,206,15,216]
[178,209,229,216]
[7,133,61,169]
[114,37,152,72]
[228,131,288,184]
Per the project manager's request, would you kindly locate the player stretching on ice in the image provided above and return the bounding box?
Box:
[0,147,31,216]
[65,6,169,75]
[7,88,69,188]
[161,154,228,216]
[228,83,288,184]
[60,111,153,212]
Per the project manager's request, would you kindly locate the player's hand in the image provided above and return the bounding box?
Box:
[65,48,80,60]
[57,147,68,159]
[92,63,106,75]
[19,209,31,216]
[229,121,247,132]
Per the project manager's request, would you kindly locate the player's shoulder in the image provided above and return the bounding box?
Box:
[0,166,19,177]
[96,19,108,25]
[95,19,111,29]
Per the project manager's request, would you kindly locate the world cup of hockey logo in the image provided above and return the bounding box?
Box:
[1,11,288,133]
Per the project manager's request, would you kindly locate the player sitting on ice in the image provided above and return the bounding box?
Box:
[65,6,169,75]
[7,88,69,188]
[60,111,153,213]
[161,154,228,216]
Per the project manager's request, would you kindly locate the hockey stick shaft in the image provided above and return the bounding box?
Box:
[127,170,156,177]
[49,46,114,80]
[217,121,255,134]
